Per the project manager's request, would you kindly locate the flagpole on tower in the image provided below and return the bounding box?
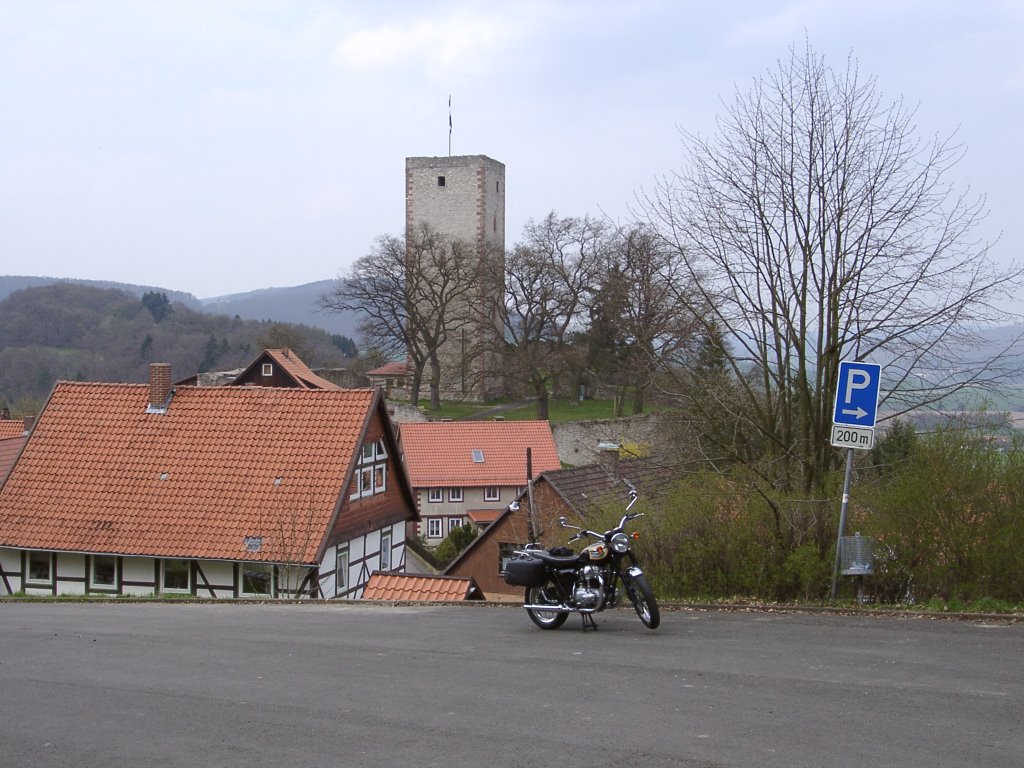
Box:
[448,95,452,156]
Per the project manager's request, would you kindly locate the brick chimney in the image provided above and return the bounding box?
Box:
[22,416,35,435]
[147,363,173,413]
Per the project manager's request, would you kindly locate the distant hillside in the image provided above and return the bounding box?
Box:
[0,275,361,340]
[0,275,200,308]
[0,283,357,411]
[200,279,360,339]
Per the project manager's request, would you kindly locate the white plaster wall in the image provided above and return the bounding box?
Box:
[317,546,337,598]
[56,553,86,596]
[197,561,235,598]
[0,547,22,594]
[122,557,156,596]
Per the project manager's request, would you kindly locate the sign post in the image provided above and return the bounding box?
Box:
[830,361,882,600]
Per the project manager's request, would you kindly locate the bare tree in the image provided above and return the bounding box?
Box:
[321,225,481,408]
[597,224,705,414]
[500,213,607,420]
[644,41,1022,541]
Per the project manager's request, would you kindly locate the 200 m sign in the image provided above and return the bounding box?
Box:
[831,424,875,450]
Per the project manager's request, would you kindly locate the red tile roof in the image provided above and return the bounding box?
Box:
[467,509,502,524]
[367,361,409,377]
[400,421,560,487]
[0,382,379,564]
[0,421,25,439]
[361,572,482,601]
[0,435,26,483]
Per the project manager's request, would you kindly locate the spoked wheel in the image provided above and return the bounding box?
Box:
[623,573,661,629]
[525,581,568,630]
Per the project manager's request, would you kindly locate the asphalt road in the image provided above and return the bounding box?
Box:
[0,602,1020,768]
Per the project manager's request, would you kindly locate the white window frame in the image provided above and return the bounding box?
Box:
[448,516,463,535]
[262,363,273,376]
[161,558,191,594]
[427,518,443,538]
[240,563,275,598]
[484,486,500,502]
[448,487,463,503]
[351,438,388,500]
[26,551,53,586]
[335,547,349,596]
[380,532,392,571]
[427,487,443,503]
[89,555,117,591]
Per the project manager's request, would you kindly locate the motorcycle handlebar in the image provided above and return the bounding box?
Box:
[565,511,644,542]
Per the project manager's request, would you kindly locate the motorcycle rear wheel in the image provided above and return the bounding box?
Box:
[525,582,568,630]
[624,573,660,629]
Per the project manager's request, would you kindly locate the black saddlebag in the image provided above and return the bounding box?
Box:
[503,556,547,587]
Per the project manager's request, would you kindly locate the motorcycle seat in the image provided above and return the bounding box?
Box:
[529,550,581,567]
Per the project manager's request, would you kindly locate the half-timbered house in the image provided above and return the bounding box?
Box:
[399,420,561,546]
[0,363,417,599]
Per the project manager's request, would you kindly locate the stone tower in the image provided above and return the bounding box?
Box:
[405,155,506,401]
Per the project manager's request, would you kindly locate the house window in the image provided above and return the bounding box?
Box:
[448,487,463,502]
[448,517,463,535]
[262,363,273,376]
[471,449,485,463]
[484,486,500,502]
[162,559,191,593]
[336,547,349,596]
[427,518,443,538]
[27,551,52,585]
[351,438,388,500]
[427,487,443,503]
[90,555,117,590]
[437,175,446,187]
[380,532,392,571]
[240,563,274,598]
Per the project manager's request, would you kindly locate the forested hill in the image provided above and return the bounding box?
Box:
[0,275,200,307]
[0,283,357,411]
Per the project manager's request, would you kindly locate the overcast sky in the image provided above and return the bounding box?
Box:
[2,1,1021,299]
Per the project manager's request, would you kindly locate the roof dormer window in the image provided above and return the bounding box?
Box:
[472,449,484,463]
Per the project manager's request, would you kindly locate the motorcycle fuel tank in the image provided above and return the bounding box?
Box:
[582,542,608,562]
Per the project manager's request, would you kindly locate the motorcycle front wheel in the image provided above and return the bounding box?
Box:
[525,581,568,630]
[623,573,661,629]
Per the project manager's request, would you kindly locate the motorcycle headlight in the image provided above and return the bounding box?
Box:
[610,532,630,554]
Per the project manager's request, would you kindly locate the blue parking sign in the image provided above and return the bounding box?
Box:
[833,361,881,427]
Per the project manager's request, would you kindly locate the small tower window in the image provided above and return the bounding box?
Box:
[437,175,446,187]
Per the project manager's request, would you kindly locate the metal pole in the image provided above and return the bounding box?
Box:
[830,448,855,599]
[526,447,536,542]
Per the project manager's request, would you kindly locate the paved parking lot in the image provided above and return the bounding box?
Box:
[0,602,1021,767]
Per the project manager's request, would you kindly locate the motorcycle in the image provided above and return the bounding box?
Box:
[503,481,660,630]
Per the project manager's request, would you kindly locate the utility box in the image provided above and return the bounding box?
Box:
[840,534,875,576]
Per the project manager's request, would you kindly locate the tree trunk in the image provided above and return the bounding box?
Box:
[534,384,550,421]
[409,364,423,407]
[429,354,442,410]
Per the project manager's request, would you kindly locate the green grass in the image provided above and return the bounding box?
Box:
[499,398,620,423]
[419,398,625,424]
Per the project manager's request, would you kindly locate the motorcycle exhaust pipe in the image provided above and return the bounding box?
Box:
[523,603,574,614]
[522,604,601,614]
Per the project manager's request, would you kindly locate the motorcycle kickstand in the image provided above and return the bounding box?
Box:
[581,613,599,631]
